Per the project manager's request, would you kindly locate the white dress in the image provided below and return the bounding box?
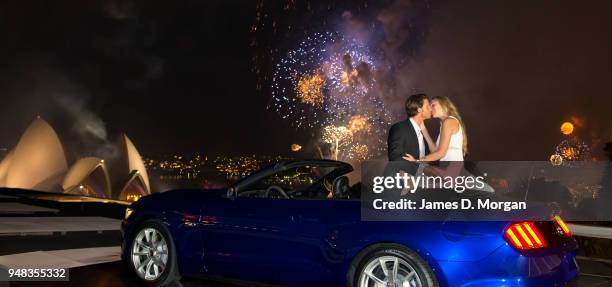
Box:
[435,116,464,161]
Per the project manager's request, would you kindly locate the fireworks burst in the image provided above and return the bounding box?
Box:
[322,125,353,160]
[322,125,353,144]
[270,31,383,126]
[270,31,391,160]
[324,49,374,96]
[348,115,371,134]
[549,154,563,166]
[290,144,302,152]
[348,143,369,161]
[297,73,325,106]
[560,122,574,135]
[555,137,591,165]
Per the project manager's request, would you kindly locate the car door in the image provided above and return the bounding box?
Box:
[199,163,355,286]
[201,196,357,286]
[281,198,360,286]
[199,195,300,285]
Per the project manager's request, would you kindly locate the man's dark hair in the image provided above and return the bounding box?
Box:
[405,93,429,117]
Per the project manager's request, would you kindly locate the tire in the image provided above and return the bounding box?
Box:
[348,243,438,287]
[128,219,180,287]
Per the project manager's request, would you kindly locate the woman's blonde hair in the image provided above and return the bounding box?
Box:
[432,96,468,155]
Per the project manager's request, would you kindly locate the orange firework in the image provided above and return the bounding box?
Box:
[555,137,590,165]
[349,144,369,161]
[560,147,578,160]
[297,74,325,106]
[290,144,302,152]
[560,122,574,135]
[348,115,371,133]
[340,71,350,87]
[340,69,359,88]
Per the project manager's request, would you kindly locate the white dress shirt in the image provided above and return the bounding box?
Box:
[409,117,425,159]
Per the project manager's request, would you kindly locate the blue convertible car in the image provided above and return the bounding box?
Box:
[121,160,578,287]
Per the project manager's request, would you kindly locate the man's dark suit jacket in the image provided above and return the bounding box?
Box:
[383,119,428,198]
[385,119,428,177]
[388,119,428,161]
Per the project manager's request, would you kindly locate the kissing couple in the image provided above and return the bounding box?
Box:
[388,93,467,164]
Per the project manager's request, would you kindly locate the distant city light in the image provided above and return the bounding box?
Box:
[126,194,141,202]
[143,154,292,182]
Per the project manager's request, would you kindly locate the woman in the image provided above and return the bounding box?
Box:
[403,96,467,162]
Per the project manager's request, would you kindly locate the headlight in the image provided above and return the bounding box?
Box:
[125,208,134,220]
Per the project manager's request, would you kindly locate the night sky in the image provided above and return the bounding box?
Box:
[0,0,611,161]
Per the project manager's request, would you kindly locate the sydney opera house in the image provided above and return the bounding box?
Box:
[0,118,151,202]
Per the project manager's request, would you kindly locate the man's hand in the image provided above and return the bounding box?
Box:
[402,153,417,161]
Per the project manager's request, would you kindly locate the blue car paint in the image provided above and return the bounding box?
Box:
[122,165,578,287]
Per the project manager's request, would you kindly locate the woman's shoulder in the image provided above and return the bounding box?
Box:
[442,116,460,128]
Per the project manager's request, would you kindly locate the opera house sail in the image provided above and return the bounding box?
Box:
[0,118,151,202]
[2,118,68,192]
[63,157,112,198]
[114,134,151,201]
[0,150,14,187]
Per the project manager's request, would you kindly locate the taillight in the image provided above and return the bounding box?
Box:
[554,216,572,237]
[505,222,547,250]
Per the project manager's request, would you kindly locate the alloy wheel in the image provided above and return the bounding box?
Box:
[358,255,423,287]
[131,227,169,281]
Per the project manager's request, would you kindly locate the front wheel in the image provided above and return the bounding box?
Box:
[129,220,179,286]
[350,244,438,287]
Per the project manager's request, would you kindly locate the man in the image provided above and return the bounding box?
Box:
[388,93,432,162]
[382,93,432,197]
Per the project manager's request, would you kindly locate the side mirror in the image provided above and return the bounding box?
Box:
[332,176,349,199]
